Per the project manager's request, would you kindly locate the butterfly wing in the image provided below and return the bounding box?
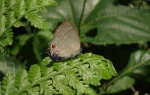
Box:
[49,21,80,60]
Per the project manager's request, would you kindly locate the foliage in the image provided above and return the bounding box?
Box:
[0,55,23,75]
[41,1,150,93]
[0,0,150,95]
[102,50,150,94]
[0,0,57,54]
[43,0,150,45]
[0,53,117,95]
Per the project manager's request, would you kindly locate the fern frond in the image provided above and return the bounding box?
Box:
[28,64,41,84]
[0,15,6,35]
[6,11,15,27]
[0,30,13,46]
[0,0,58,54]
[1,53,117,95]
[5,0,16,8]
[14,0,25,18]
[13,21,25,27]
[6,30,13,45]
[15,69,30,92]
[0,30,13,54]
[25,0,36,11]
[1,73,17,95]
[37,0,58,6]
[25,11,50,30]
[0,0,5,15]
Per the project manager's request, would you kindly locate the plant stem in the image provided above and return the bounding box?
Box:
[78,0,86,35]
[105,59,150,89]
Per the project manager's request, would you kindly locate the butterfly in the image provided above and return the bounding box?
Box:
[48,21,81,61]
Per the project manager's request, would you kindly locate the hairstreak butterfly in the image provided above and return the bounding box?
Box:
[48,21,81,61]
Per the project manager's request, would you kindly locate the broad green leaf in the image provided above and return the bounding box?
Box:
[43,0,150,45]
[0,55,23,75]
[41,0,87,30]
[103,50,150,94]
[81,2,150,45]
[122,50,150,74]
[120,50,150,82]
[106,76,135,94]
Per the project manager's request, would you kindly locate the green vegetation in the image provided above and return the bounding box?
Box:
[0,0,150,95]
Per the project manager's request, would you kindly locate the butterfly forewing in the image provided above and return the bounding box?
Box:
[49,21,81,60]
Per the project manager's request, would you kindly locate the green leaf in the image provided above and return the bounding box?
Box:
[39,80,58,95]
[40,57,52,76]
[6,11,16,27]
[13,21,25,27]
[0,55,23,75]
[37,0,58,6]
[15,69,30,91]
[0,0,57,54]
[5,0,16,8]
[28,65,41,84]
[33,30,53,62]
[1,73,17,95]
[0,30,13,52]
[25,0,36,11]
[103,50,150,94]
[106,76,135,94]
[15,0,25,18]
[81,0,150,45]
[84,87,97,95]
[0,15,6,34]
[27,87,40,95]
[52,74,74,95]
[0,0,5,15]
[43,0,150,45]
[122,50,150,74]
[1,53,117,95]
[25,11,50,29]
[80,54,117,80]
